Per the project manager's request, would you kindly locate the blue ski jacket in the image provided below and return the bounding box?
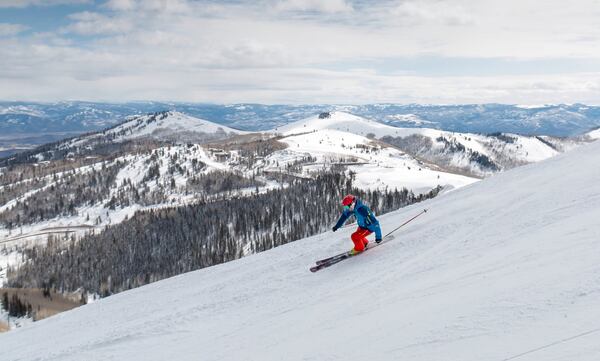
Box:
[333,198,382,240]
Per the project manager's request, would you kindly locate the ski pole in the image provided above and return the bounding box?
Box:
[383,209,427,239]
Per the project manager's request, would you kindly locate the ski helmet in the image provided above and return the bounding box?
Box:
[342,194,355,206]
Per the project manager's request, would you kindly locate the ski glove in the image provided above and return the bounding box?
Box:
[375,238,382,244]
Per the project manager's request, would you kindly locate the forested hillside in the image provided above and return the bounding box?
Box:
[7,172,440,297]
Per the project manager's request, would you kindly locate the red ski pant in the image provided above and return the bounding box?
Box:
[351,227,372,252]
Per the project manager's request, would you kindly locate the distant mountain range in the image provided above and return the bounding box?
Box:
[2,101,600,137]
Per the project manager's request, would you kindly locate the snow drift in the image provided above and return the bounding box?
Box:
[1,141,600,360]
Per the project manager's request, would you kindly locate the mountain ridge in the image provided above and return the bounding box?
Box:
[3,102,600,136]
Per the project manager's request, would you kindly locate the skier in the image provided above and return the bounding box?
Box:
[332,194,382,255]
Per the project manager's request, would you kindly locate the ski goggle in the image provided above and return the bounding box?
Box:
[343,205,351,211]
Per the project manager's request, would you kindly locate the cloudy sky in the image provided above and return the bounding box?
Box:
[1,0,600,104]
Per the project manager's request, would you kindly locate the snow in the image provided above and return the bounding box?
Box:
[276,111,470,144]
[0,248,21,286]
[0,248,34,327]
[272,128,477,193]
[275,111,563,176]
[587,128,600,139]
[0,309,33,331]
[63,111,247,148]
[512,135,559,161]
[0,160,118,242]
[277,111,422,138]
[105,111,247,141]
[385,113,435,126]
[515,104,554,109]
[0,143,239,244]
[2,136,600,360]
[0,106,45,117]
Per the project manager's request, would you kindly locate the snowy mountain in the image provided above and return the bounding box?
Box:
[0,101,150,134]
[71,110,246,145]
[275,111,582,177]
[106,111,246,140]
[0,110,246,163]
[276,110,397,136]
[1,135,599,360]
[372,103,600,136]
[272,128,476,193]
[587,127,600,139]
[3,102,600,136]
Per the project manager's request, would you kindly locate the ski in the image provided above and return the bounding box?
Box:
[310,252,351,272]
[315,251,349,266]
[314,238,391,266]
[311,236,397,272]
[311,244,378,272]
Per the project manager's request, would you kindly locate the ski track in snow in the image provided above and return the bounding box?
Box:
[0,139,599,360]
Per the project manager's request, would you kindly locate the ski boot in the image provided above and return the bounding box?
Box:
[349,247,365,256]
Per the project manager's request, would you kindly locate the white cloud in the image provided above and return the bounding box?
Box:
[0,23,28,36]
[1,37,599,104]
[2,0,600,103]
[64,11,133,35]
[390,0,474,26]
[0,0,91,8]
[104,0,136,11]
[104,0,191,13]
[274,0,353,14]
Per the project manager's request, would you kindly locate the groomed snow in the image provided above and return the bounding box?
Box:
[1,136,600,360]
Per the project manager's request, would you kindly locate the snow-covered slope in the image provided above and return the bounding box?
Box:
[276,111,402,137]
[2,138,600,360]
[0,142,275,249]
[587,127,600,139]
[68,111,246,146]
[105,111,246,141]
[270,128,477,193]
[275,111,572,176]
[269,111,480,192]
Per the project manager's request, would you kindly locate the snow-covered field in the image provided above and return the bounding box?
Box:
[1,135,599,360]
